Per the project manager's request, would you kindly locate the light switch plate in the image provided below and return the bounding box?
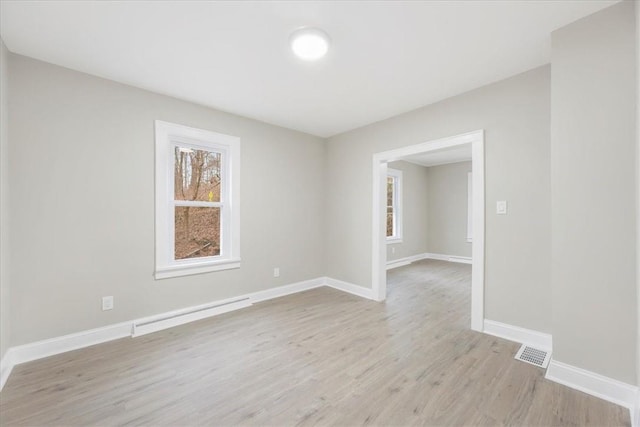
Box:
[496,201,508,215]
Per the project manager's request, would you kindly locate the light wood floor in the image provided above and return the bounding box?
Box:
[0,260,631,426]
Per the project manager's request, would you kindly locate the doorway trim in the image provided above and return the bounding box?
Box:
[371,130,485,331]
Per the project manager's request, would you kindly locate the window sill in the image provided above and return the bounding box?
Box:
[386,238,403,245]
[155,258,241,280]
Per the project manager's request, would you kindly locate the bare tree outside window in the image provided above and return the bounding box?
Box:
[174,146,222,259]
[387,176,394,237]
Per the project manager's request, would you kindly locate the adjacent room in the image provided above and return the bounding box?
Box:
[386,147,474,270]
[0,1,638,426]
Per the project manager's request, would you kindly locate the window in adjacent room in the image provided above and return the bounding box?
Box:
[386,168,403,243]
[467,171,473,243]
[154,120,240,279]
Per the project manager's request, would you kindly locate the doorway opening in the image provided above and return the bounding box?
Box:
[371,130,485,331]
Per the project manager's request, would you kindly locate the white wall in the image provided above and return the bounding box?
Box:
[326,66,552,334]
[0,39,10,359]
[8,54,326,345]
[427,161,472,258]
[550,0,637,384]
[386,160,429,262]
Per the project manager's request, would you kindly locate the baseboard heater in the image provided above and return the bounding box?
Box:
[132,297,252,337]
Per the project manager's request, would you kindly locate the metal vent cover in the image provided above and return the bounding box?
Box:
[514,344,550,368]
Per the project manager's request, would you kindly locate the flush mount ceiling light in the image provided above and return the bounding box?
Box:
[289,27,330,61]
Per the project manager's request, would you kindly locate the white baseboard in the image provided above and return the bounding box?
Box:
[447,256,473,264]
[249,277,325,303]
[483,319,552,351]
[385,252,471,270]
[425,253,472,264]
[386,253,428,270]
[0,276,371,391]
[386,259,411,270]
[0,321,132,391]
[424,253,449,262]
[482,321,638,423]
[325,277,374,300]
[545,359,638,417]
[11,321,133,366]
[0,349,14,390]
[632,390,639,427]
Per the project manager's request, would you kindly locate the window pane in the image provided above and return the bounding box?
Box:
[175,207,220,259]
[174,146,222,202]
[387,177,394,206]
[387,207,394,237]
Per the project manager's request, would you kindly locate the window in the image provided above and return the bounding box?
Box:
[467,172,473,242]
[386,168,403,243]
[155,121,240,279]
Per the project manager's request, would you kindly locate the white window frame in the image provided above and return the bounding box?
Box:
[386,168,403,244]
[154,120,240,279]
[467,172,473,243]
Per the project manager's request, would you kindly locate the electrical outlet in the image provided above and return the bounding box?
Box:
[496,200,508,215]
[102,296,114,311]
[273,267,280,278]
[391,247,396,254]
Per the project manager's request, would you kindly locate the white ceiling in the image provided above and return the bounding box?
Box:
[0,0,618,138]
[401,144,472,168]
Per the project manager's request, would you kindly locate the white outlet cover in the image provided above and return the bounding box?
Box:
[102,296,114,311]
[496,201,508,215]
[273,268,280,278]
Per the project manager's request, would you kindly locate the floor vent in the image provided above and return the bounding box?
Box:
[514,344,550,368]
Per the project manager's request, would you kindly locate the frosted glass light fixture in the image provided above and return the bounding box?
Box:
[290,27,330,61]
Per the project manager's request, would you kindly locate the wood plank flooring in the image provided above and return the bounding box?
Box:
[0,259,631,426]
